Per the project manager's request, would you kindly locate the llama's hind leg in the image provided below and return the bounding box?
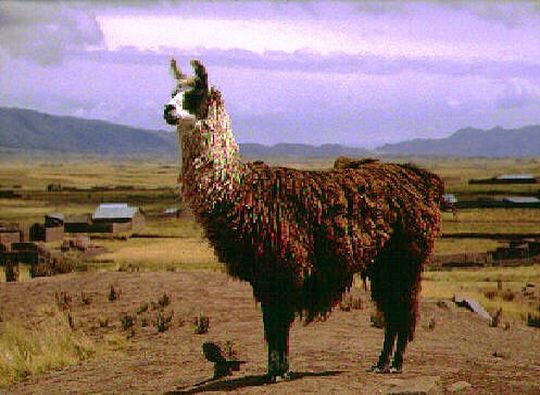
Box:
[262,303,293,381]
[391,297,417,373]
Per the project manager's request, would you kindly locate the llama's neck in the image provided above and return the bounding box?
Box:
[179,91,244,212]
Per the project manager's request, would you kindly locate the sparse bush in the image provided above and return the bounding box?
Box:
[501,290,516,302]
[55,291,72,311]
[194,313,210,334]
[67,313,75,330]
[98,317,109,328]
[339,296,352,312]
[223,340,238,360]
[108,285,120,302]
[483,289,497,300]
[370,310,385,329]
[158,292,171,308]
[0,310,4,323]
[141,316,149,327]
[427,316,436,331]
[80,291,92,306]
[351,296,363,310]
[154,310,174,333]
[120,312,135,337]
[490,308,503,328]
[340,295,363,312]
[527,312,540,329]
[136,303,149,314]
[4,261,19,282]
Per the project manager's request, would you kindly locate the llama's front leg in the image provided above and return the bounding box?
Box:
[390,327,408,373]
[371,325,396,373]
[262,304,292,381]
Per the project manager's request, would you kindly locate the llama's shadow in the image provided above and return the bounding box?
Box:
[168,370,343,394]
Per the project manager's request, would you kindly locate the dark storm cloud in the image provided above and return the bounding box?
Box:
[0,1,104,65]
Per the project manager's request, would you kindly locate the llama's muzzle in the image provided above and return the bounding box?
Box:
[163,104,178,125]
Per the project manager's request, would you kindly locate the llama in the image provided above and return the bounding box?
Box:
[164,59,443,380]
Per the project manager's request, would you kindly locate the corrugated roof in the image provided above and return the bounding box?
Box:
[503,197,540,204]
[496,174,535,180]
[93,203,138,220]
[46,213,65,221]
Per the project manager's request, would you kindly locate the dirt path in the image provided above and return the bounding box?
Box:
[1,271,539,394]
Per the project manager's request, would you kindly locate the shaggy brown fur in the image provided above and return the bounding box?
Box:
[164,60,443,379]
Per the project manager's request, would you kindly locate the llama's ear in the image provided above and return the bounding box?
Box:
[190,59,207,79]
[170,58,185,81]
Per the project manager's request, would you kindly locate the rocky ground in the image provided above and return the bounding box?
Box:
[1,271,539,394]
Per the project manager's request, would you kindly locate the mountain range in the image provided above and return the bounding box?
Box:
[1,107,540,158]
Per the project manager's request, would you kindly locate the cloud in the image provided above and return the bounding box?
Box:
[496,78,540,110]
[453,2,540,28]
[73,45,540,81]
[0,2,104,65]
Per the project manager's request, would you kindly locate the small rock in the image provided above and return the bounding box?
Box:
[385,376,442,395]
[447,381,472,393]
[493,350,511,359]
[526,282,535,288]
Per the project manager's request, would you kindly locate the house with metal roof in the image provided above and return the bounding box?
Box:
[502,196,540,207]
[92,203,145,232]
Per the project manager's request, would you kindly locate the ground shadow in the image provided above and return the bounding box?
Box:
[168,370,344,394]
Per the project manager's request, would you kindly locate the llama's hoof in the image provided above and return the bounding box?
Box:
[390,366,402,374]
[266,371,291,383]
[368,364,390,374]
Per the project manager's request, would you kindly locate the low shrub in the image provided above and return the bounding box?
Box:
[194,313,210,334]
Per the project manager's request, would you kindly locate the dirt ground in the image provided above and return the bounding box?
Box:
[1,271,539,394]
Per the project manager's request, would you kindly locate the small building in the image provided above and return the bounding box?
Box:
[92,203,145,232]
[496,174,537,183]
[0,228,21,246]
[30,223,64,242]
[0,223,29,245]
[45,213,64,227]
[162,207,181,218]
[502,196,540,207]
[64,214,93,233]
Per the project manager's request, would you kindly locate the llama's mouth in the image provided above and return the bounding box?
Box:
[163,105,178,125]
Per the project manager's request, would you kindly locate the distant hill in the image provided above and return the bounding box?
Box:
[240,143,372,157]
[0,107,372,158]
[3,107,540,158]
[0,107,177,157]
[379,126,540,157]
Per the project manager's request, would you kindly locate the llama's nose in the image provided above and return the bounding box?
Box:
[163,104,178,124]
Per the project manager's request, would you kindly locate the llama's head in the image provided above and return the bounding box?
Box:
[163,59,209,127]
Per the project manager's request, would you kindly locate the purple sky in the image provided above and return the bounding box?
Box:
[1,1,540,148]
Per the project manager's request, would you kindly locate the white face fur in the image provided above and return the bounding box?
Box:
[166,88,196,127]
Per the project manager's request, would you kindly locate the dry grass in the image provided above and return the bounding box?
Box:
[422,265,540,320]
[434,238,502,255]
[442,208,540,235]
[97,238,220,271]
[0,305,96,387]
